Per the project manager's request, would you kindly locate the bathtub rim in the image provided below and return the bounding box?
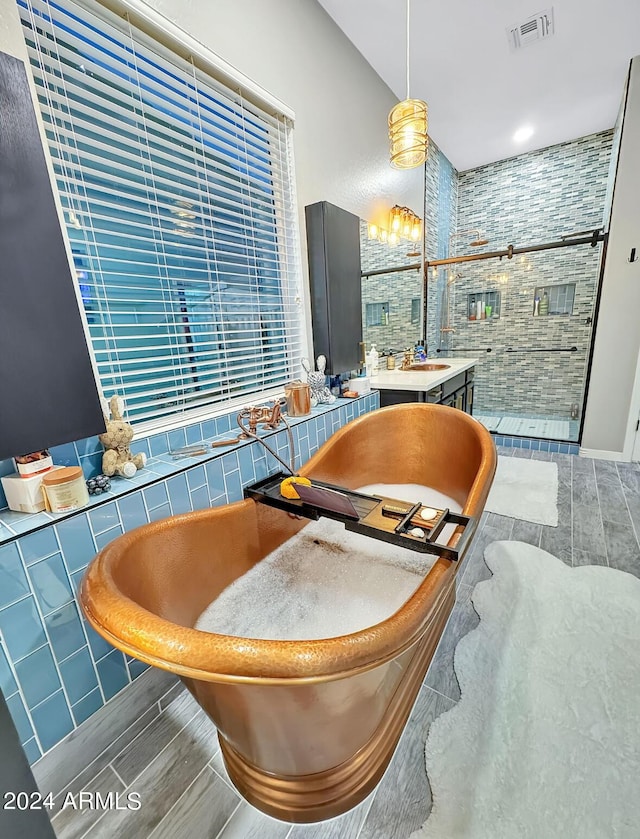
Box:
[81,547,456,685]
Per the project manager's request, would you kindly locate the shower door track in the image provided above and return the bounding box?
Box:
[359,229,606,279]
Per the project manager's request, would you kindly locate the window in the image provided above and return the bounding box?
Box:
[411,297,421,325]
[19,0,302,425]
[366,302,390,327]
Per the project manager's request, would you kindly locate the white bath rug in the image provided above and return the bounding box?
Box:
[196,483,460,641]
[413,540,640,839]
[485,456,558,526]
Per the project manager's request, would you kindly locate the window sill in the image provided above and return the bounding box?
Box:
[0,396,374,547]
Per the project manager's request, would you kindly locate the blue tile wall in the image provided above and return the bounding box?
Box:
[493,434,579,455]
[0,543,30,608]
[30,691,74,752]
[0,394,379,762]
[72,687,103,726]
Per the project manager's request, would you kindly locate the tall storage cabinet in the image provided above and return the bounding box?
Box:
[305,201,362,376]
[0,53,105,460]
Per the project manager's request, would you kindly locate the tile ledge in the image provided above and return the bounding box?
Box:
[0,396,370,547]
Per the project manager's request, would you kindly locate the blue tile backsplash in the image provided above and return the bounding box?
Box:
[0,394,379,762]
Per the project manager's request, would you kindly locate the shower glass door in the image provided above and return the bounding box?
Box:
[429,239,604,444]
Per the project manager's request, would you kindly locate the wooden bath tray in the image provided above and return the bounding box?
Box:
[244,473,475,562]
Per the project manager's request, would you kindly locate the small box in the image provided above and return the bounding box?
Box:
[348,377,371,395]
[14,452,53,477]
[1,472,48,514]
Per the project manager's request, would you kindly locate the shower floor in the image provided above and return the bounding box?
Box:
[475,413,579,442]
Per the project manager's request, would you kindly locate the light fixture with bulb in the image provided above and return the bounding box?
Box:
[388,0,428,169]
[368,205,422,246]
[513,125,534,143]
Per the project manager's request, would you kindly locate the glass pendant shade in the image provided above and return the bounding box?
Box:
[389,205,403,233]
[388,98,428,169]
[402,209,412,237]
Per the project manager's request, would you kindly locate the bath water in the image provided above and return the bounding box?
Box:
[195,483,461,641]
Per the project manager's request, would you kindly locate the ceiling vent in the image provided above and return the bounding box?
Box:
[507,8,554,51]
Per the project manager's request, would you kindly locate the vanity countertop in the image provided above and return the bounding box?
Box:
[370,358,478,392]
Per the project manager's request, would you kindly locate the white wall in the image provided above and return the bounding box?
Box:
[582,56,640,459]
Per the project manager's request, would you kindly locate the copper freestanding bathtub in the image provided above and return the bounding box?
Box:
[80,404,496,823]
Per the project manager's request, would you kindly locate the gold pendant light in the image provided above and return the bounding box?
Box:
[389,0,428,169]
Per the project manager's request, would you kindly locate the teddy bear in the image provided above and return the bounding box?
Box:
[301,355,336,406]
[98,395,146,478]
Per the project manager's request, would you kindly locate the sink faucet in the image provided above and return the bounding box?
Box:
[400,349,414,371]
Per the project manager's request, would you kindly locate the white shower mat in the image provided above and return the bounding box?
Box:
[485,456,558,526]
[474,415,503,432]
[412,540,640,839]
[196,483,461,640]
[496,416,570,439]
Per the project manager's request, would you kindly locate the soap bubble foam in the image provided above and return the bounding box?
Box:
[195,483,461,641]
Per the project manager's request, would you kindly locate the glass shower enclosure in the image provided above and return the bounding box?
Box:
[360,221,606,446]
[430,236,605,443]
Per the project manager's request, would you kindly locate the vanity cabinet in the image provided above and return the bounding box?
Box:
[378,367,474,414]
[305,201,362,376]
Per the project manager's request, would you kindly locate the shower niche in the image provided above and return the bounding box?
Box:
[532,283,576,316]
[467,290,501,321]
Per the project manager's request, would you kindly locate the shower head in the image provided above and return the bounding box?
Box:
[449,229,489,248]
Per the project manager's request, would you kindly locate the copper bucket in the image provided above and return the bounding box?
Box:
[284,380,311,416]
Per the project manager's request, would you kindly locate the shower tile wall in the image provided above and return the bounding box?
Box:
[450,130,613,418]
[0,393,379,763]
[361,137,458,354]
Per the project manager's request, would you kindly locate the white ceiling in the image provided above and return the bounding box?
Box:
[317,0,640,171]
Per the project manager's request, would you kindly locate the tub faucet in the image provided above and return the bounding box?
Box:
[237,400,296,475]
[238,402,283,436]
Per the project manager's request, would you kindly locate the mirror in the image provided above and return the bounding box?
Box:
[359,219,425,360]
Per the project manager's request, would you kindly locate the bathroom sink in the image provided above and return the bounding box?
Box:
[407,363,451,371]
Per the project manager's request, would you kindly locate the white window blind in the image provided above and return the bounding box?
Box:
[18,0,303,425]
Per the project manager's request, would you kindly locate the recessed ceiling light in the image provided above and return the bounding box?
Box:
[513,125,534,143]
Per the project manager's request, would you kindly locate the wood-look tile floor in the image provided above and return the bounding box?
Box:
[52,449,640,839]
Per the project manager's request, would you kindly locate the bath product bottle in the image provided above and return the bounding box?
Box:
[469,301,476,321]
[366,344,379,377]
[386,350,396,369]
[533,296,540,316]
[539,291,549,316]
[476,300,483,320]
